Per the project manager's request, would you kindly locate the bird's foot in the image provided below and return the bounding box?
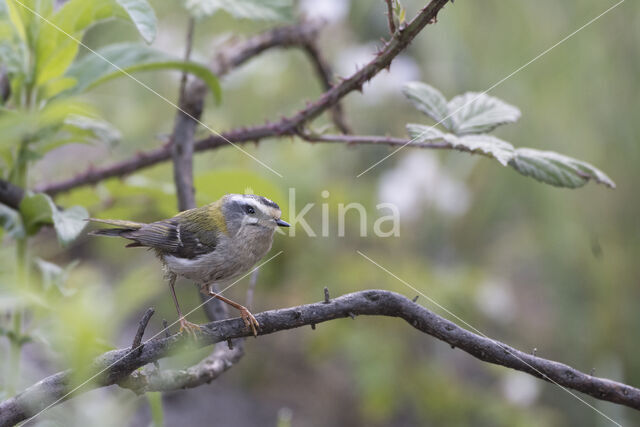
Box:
[239,307,260,337]
[179,317,201,340]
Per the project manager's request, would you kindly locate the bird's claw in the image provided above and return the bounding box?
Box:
[239,307,260,337]
[179,317,201,340]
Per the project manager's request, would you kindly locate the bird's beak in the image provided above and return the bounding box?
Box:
[275,218,290,227]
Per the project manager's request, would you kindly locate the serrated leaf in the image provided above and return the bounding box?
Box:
[184,0,293,21]
[509,148,616,189]
[446,92,521,135]
[0,203,25,239]
[406,124,514,166]
[115,0,157,44]
[402,82,452,129]
[403,81,520,135]
[65,43,221,103]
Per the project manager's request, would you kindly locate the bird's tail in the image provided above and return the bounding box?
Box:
[87,218,145,237]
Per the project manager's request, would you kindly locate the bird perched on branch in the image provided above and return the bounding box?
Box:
[88,194,290,337]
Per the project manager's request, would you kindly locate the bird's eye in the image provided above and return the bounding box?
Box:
[245,205,255,215]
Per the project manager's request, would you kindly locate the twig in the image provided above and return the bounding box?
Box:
[171,16,198,212]
[210,20,325,76]
[162,319,170,338]
[119,339,244,394]
[1,290,638,426]
[34,0,451,196]
[131,308,155,353]
[385,0,397,34]
[300,40,350,133]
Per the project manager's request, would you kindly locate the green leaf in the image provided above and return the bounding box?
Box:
[446,92,521,135]
[114,0,157,44]
[19,192,54,235]
[19,192,88,244]
[406,124,615,189]
[407,124,515,166]
[4,0,32,42]
[403,81,520,135]
[40,76,77,99]
[184,0,293,21]
[402,82,451,129]
[0,203,25,239]
[63,114,121,146]
[509,148,616,189]
[0,40,24,74]
[34,0,157,86]
[52,204,88,245]
[65,43,221,103]
[0,99,99,151]
[34,257,78,296]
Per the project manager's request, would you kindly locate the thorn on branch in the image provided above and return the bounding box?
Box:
[412,295,419,302]
[227,338,234,350]
[532,347,537,356]
[311,323,316,330]
[131,307,155,353]
[324,287,330,303]
[348,312,356,320]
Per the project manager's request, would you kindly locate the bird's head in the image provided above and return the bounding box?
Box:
[220,194,289,234]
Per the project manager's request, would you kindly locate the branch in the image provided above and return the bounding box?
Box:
[385,0,397,34]
[35,0,451,196]
[300,40,351,133]
[1,290,638,425]
[171,16,198,212]
[298,132,449,149]
[0,179,23,210]
[118,339,244,394]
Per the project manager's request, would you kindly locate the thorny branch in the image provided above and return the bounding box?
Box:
[1,290,638,426]
[33,0,451,196]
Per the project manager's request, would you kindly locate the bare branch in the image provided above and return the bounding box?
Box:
[130,307,155,352]
[171,17,198,212]
[35,0,451,196]
[300,40,351,133]
[118,339,244,394]
[1,290,638,426]
[297,132,449,149]
[385,0,397,34]
[210,19,325,76]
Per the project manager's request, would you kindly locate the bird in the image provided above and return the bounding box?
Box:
[88,194,290,337]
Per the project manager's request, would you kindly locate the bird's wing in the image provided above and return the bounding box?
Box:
[128,215,218,259]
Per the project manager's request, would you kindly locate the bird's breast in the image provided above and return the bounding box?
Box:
[162,226,275,284]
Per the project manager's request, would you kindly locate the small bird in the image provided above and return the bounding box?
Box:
[88,194,289,337]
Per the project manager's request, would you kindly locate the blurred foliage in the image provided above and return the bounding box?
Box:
[1,0,639,426]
